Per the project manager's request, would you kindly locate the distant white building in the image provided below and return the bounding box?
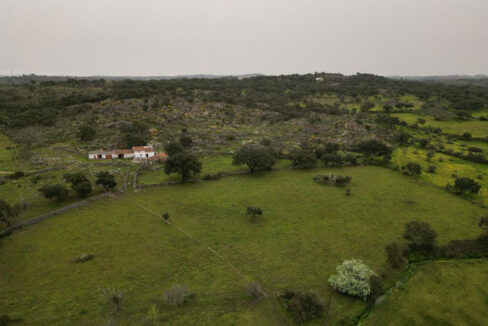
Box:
[88,146,160,161]
[132,146,155,159]
[315,77,324,82]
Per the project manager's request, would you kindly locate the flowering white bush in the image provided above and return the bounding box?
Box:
[328,259,375,300]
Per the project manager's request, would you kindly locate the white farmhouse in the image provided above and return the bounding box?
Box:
[88,150,102,160]
[132,146,155,159]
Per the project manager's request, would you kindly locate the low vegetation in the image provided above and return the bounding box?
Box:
[0,73,487,325]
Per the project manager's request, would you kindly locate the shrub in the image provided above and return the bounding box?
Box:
[0,316,21,326]
[38,184,69,202]
[428,165,437,173]
[101,288,125,313]
[0,199,19,227]
[203,172,224,180]
[246,281,263,299]
[403,221,437,252]
[405,162,422,176]
[64,173,92,198]
[367,275,384,305]
[164,141,185,156]
[282,291,323,322]
[289,148,317,169]
[95,171,117,190]
[315,142,340,158]
[179,135,193,149]
[121,132,148,148]
[322,153,344,167]
[31,175,42,184]
[328,259,375,300]
[9,171,25,179]
[360,101,375,112]
[461,132,472,141]
[246,206,262,222]
[141,305,161,326]
[418,138,430,148]
[161,212,169,220]
[468,147,483,153]
[355,140,392,161]
[384,242,407,268]
[78,125,96,141]
[313,174,351,187]
[76,253,94,263]
[72,181,93,198]
[163,285,191,306]
[449,177,481,196]
[233,144,277,173]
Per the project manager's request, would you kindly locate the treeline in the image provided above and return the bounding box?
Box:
[1,73,487,128]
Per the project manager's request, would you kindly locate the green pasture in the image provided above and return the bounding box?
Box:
[1,166,485,325]
[391,147,488,203]
[137,155,290,185]
[392,113,488,138]
[363,259,488,325]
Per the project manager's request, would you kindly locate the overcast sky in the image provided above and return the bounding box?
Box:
[0,0,487,76]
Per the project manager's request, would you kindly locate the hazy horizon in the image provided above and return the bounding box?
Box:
[1,0,487,76]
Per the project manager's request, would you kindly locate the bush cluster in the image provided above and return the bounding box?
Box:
[313,174,351,186]
[280,290,323,322]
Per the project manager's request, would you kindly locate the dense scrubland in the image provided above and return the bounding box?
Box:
[0,73,487,325]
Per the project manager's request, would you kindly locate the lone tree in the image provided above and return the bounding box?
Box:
[95,171,117,190]
[233,144,277,173]
[328,259,375,300]
[64,173,92,198]
[403,221,437,252]
[0,199,19,227]
[78,125,96,141]
[164,151,202,182]
[38,184,69,202]
[246,206,263,222]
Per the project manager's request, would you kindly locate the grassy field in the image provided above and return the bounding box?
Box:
[391,147,488,203]
[137,156,290,185]
[363,259,488,325]
[1,166,486,325]
[392,113,488,138]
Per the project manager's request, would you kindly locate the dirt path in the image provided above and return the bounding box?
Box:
[133,200,290,326]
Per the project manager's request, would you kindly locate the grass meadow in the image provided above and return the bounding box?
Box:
[392,113,488,138]
[1,166,485,325]
[363,259,488,325]
[391,147,488,203]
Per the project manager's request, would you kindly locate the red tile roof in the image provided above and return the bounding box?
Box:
[113,149,133,154]
[132,146,154,152]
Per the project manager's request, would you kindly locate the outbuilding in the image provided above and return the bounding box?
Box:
[132,146,155,159]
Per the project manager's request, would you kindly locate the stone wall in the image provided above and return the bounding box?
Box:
[0,192,112,238]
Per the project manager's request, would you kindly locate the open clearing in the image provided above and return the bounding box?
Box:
[1,166,485,325]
